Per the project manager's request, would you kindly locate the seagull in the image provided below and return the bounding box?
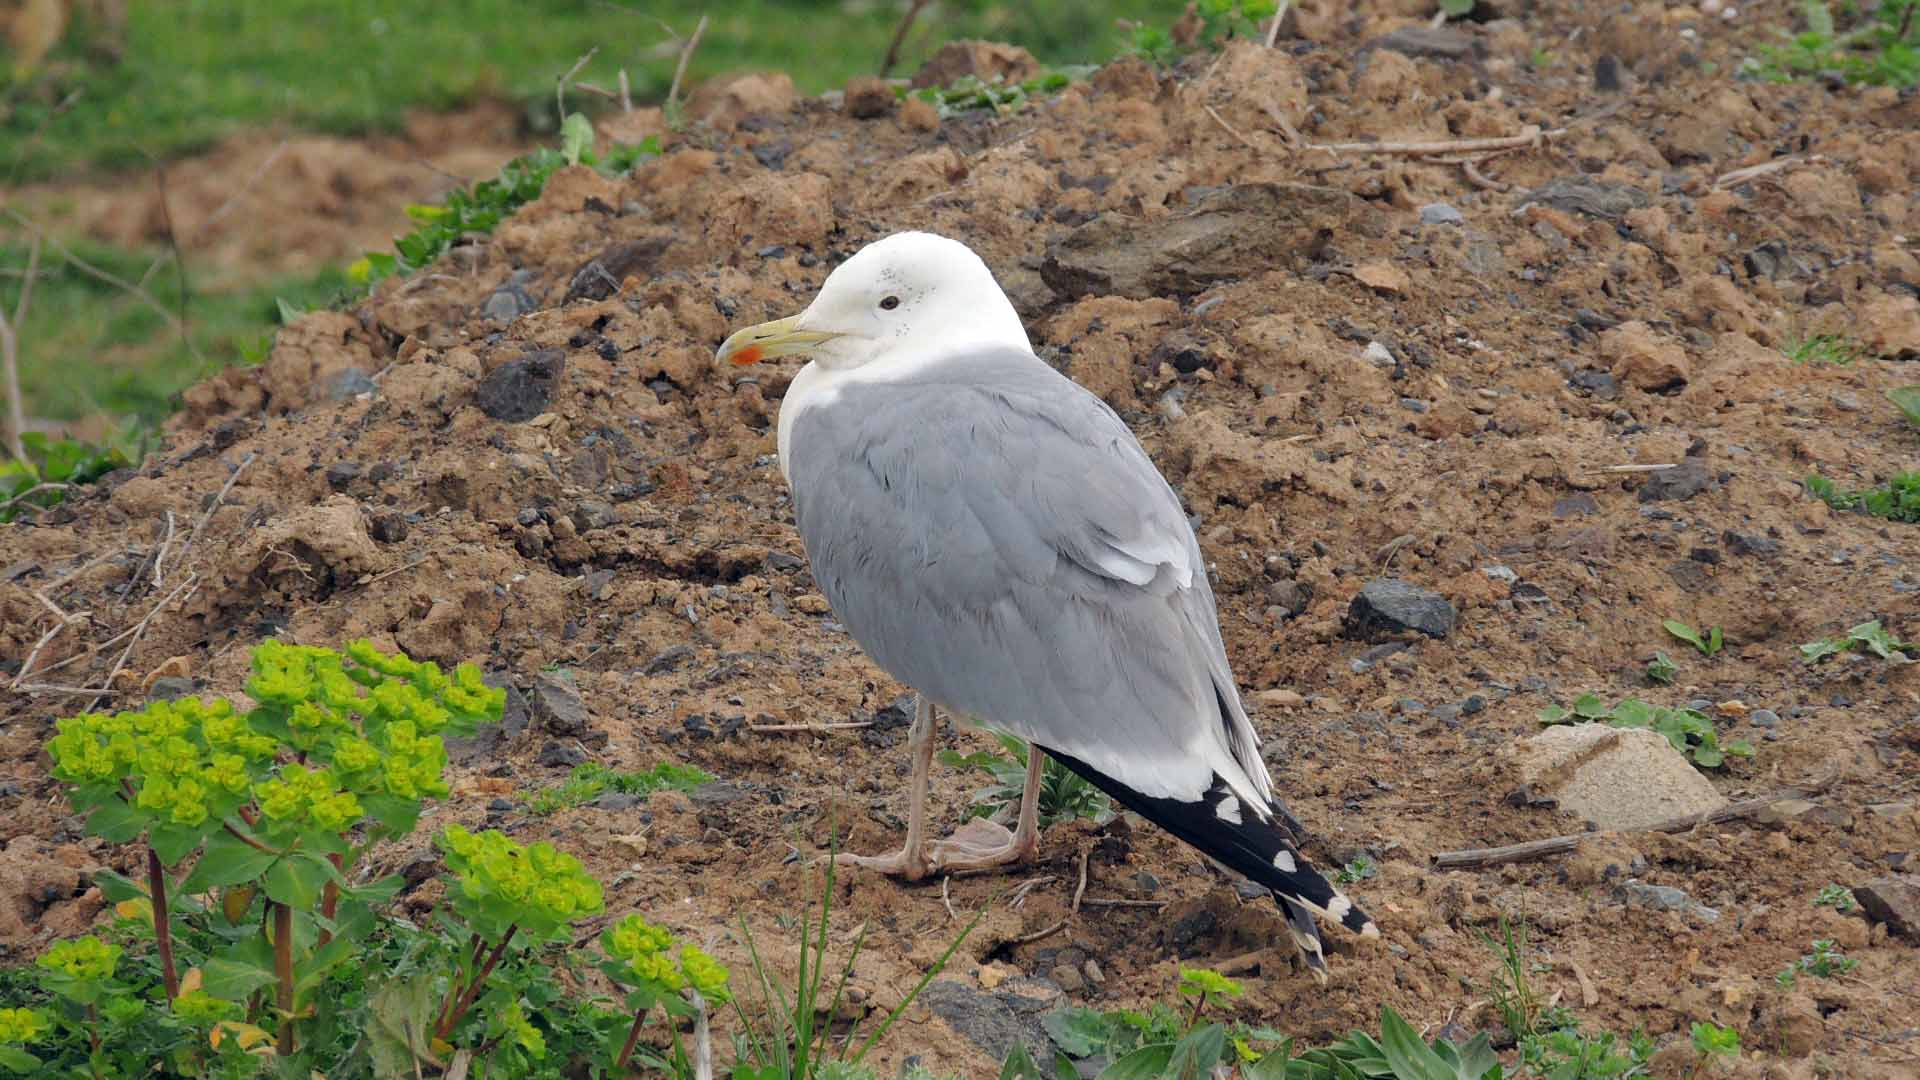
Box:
[715,231,1377,979]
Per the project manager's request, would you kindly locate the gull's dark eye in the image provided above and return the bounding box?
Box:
[879,295,901,311]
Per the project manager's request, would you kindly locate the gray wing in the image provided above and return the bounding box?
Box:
[787,349,1272,809]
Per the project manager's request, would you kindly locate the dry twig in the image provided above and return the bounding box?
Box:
[880,0,932,77]
[667,15,709,114]
[556,47,601,127]
[1,232,39,461]
[1713,155,1825,190]
[182,451,255,559]
[204,140,291,229]
[1431,780,1837,869]
[152,511,177,588]
[1263,1,1291,48]
[1006,847,1090,947]
[81,573,199,714]
[748,720,873,734]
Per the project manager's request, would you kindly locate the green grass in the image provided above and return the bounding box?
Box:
[1806,470,1920,523]
[523,761,713,816]
[0,238,350,424]
[1783,333,1866,365]
[3,0,1169,183]
[1743,0,1919,88]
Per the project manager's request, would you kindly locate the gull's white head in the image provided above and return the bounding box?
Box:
[715,231,1031,373]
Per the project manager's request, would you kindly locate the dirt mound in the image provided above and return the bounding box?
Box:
[5,3,1920,1072]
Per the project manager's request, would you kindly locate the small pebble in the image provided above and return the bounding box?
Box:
[1363,341,1395,366]
[1751,708,1780,728]
[1419,202,1464,226]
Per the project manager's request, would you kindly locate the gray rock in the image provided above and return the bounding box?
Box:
[594,792,641,811]
[476,348,564,422]
[570,501,617,532]
[1518,177,1652,221]
[1419,202,1465,226]
[1347,578,1457,640]
[1553,493,1600,518]
[1639,456,1711,502]
[1854,875,1920,939]
[1750,709,1780,728]
[1040,182,1353,300]
[483,273,540,322]
[1370,25,1478,60]
[1622,882,1693,911]
[1724,530,1779,556]
[325,367,377,401]
[147,676,198,702]
[1266,579,1310,616]
[918,979,1054,1063]
[530,673,590,736]
[324,461,361,490]
[1048,965,1085,993]
[690,781,750,807]
[369,511,409,543]
[537,742,588,768]
[563,238,670,304]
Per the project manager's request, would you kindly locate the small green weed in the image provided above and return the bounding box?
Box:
[349,117,657,287]
[1519,1026,1654,1080]
[939,732,1112,829]
[1483,918,1574,1043]
[903,68,1091,119]
[1813,884,1858,913]
[1799,619,1915,663]
[1776,939,1859,987]
[730,846,978,1080]
[1646,651,1680,686]
[1806,471,1920,523]
[1663,619,1724,658]
[1782,334,1864,365]
[1743,0,1919,87]
[1334,855,1376,885]
[1,431,131,522]
[1690,1022,1741,1072]
[524,760,714,815]
[1889,386,1920,430]
[1541,696,1754,769]
[1440,0,1479,20]
[1127,0,1281,66]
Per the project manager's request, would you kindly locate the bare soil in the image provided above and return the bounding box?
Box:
[5,2,1919,1076]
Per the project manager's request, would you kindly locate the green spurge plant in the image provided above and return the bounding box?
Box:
[0,432,131,523]
[1799,619,1916,662]
[596,913,732,1072]
[1806,471,1920,523]
[43,638,505,1065]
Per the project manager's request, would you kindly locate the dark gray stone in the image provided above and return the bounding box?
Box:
[1347,578,1457,640]
[537,742,588,768]
[594,792,641,811]
[147,676,198,702]
[325,367,377,401]
[1266,579,1310,616]
[530,673,590,736]
[475,348,564,422]
[873,693,917,730]
[570,501,617,532]
[1594,54,1624,92]
[369,511,409,543]
[643,645,695,675]
[918,979,1054,1063]
[689,781,750,807]
[1370,25,1478,60]
[324,461,361,490]
[1854,875,1920,939]
[1724,530,1779,556]
[1041,183,1353,300]
[1639,457,1711,502]
[562,238,670,304]
[1519,177,1652,221]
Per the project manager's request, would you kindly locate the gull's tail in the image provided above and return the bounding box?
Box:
[1041,747,1378,983]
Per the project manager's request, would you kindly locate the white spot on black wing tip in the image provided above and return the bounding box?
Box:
[1328,895,1351,921]
[1215,795,1242,825]
[1272,849,1296,873]
[1360,921,1381,939]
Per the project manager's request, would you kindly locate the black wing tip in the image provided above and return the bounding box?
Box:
[1041,749,1379,943]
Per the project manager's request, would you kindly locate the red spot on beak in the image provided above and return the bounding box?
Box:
[730,344,764,366]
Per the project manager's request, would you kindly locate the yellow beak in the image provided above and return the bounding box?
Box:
[714,314,841,367]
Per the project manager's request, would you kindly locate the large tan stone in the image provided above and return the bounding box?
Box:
[1513,724,1726,831]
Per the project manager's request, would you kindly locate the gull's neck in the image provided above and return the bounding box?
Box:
[775,332,1033,481]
